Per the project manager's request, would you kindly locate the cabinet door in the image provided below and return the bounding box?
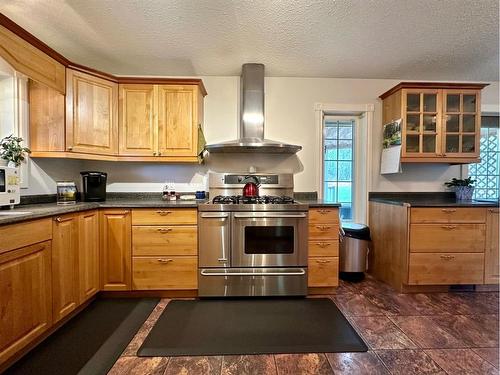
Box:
[78,210,100,302]
[485,208,499,284]
[66,69,118,155]
[119,84,156,156]
[100,209,131,291]
[0,241,52,365]
[52,213,79,323]
[442,90,480,158]
[402,89,441,157]
[157,85,198,157]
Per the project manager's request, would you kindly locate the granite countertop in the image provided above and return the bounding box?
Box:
[369,192,499,208]
[0,198,208,225]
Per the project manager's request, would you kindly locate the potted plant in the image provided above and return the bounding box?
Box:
[444,177,475,201]
[0,135,31,168]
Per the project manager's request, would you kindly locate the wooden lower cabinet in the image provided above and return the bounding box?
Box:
[100,209,132,291]
[132,256,197,290]
[0,241,52,365]
[308,257,339,287]
[78,210,100,302]
[485,208,499,284]
[52,213,79,323]
[408,253,484,285]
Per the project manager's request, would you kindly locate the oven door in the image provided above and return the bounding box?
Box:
[231,211,308,267]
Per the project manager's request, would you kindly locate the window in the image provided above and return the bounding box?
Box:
[469,115,500,199]
[323,118,355,220]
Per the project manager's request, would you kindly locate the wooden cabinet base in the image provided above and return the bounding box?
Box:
[308,287,337,295]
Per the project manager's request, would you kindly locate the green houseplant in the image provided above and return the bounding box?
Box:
[444,177,475,201]
[0,135,31,167]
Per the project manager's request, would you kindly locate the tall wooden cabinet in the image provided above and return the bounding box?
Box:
[0,241,52,365]
[100,209,132,291]
[52,213,80,323]
[66,69,118,155]
[380,82,487,163]
[119,84,203,158]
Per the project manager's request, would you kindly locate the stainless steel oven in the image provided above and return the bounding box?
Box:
[231,211,307,267]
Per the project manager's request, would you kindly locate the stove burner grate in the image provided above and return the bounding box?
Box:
[212,195,295,205]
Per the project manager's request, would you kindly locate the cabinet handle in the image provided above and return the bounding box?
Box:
[157,228,172,233]
[318,209,331,214]
[67,146,73,151]
[157,258,173,263]
[158,152,162,156]
[441,209,456,213]
[54,216,62,223]
[440,255,455,261]
[153,152,157,156]
[316,242,331,248]
[488,209,496,213]
[316,259,331,264]
[316,225,331,231]
[441,225,457,230]
[156,210,172,216]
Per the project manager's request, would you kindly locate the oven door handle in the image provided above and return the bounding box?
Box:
[200,213,229,218]
[233,213,307,218]
[200,269,306,276]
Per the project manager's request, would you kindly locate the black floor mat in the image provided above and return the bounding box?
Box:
[5,297,158,375]
[138,298,367,356]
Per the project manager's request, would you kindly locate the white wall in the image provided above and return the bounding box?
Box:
[22,77,499,195]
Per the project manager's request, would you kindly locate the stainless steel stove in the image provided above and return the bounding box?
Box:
[198,173,308,297]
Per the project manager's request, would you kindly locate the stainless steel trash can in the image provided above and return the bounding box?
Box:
[339,223,371,281]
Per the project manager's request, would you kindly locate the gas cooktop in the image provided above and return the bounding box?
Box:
[212,195,295,205]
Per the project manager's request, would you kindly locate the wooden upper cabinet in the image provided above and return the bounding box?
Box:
[0,25,65,93]
[0,241,52,365]
[66,69,118,155]
[78,210,100,302]
[158,85,200,157]
[100,209,132,291]
[119,84,156,156]
[52,213,80,323]
[380,82,487,163]
[485,208,499,284]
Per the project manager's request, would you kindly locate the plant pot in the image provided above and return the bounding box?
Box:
[455,186,474,201]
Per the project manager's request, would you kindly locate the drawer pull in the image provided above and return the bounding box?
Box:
[440,255,455,260]
[316,242,331,248]
[157,258,173,263]
[441,209,457,213]
[157,228,172,233]
[317,209,331,214]
[316,225,331,231]
[156,210,172,216]
[441,225,457,230]
[316,259,331,264]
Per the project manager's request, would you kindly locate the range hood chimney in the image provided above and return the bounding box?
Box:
[205,63,302,154]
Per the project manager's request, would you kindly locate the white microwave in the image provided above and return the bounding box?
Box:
[0,166,20,207]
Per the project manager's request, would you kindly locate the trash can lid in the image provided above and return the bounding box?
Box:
[342,223,371,241]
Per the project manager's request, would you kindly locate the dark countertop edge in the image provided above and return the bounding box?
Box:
[0,199,340,225]
[369,197,499,208]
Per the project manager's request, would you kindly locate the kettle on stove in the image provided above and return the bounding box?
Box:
[242,175,260,197]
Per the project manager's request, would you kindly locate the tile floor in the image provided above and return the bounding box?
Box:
[108,276,499,374]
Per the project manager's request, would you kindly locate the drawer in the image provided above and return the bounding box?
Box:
[309,208,339,224]
[0,218,52,254]
[132,256,197,290]
[309,223,339,240]
[308,240,339,257]
[132,226,197,256]
[410,207,486,224]
[408,253,484,285]
[132,208,197,225]
[308,257,339,287]
[410,224,486,253]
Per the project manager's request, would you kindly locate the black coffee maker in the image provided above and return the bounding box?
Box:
[80,171,107,201]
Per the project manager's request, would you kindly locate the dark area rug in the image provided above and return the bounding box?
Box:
[5,297,159,375]
[138,298,367,356]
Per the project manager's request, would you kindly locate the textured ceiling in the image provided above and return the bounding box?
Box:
[1,0,498,80]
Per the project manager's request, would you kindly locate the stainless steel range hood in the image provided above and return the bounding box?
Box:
[205,64,302,154]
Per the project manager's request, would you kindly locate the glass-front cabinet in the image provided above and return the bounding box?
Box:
[381,82,487,163]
